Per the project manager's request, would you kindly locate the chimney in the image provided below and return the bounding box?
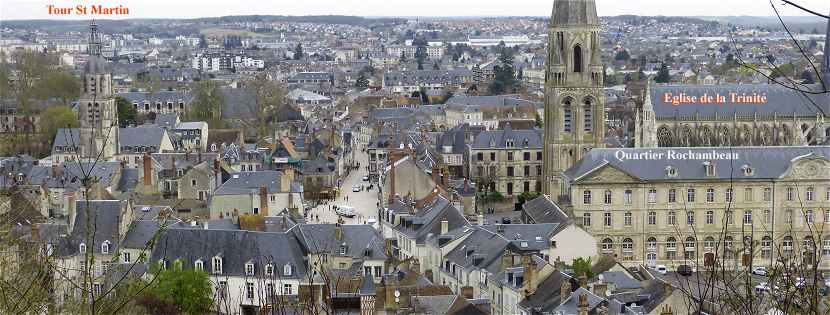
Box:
[280,169,292,192]
[560,277,572,304]
[335,222,342,241]
[143,153,152,186]
[579,274,588,289]
[554,256,563,270]
[522,255,537,297]
[440,219,448,235]
[31,223,40,243]
[388,155,397,204]
[659,305,675,315]
[460,286,474,300]
[578,294,589,315]
[477,214,485,226]
[259,186,269,216]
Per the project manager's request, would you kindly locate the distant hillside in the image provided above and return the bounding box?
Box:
[694,16,826,33]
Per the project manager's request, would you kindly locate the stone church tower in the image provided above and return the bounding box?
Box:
[542,0,606,197]
[78,21,119,160]
[634,81,658,147]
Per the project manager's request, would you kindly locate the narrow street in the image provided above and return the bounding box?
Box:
[306,141,380,226]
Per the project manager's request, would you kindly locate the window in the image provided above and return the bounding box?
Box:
[477,153,483,161]
[536,165,542,176]
[706,188,715,202]
[725,188,733,202]
[622,238,633,253]
[79,243,86,254]
[704,237,715,251]
[191,179,197,186]
[786,209,793,223]
[584,99,593,132]
[563,99,572,132]
[604,190,612,204]
[573,45,583,72]
[823,238,830,256]
[624,189,632,204]
[601,238,613,253]
[787,187,794,201]
[265,263,273,276]
[744,188,753,201]
[667,211,677,226]
[253,207,259,215]
[523,152,530,161]
[245,263,255,276]
[537,152,542,160]
[246,282,255,299]
[218,281,227,299]
[524,166,530,177]
[666,237,677,260]
[624,212,632,226]
[507,152,514,161]
[101,241,110,254]
[743,210,753,225]
[686,211,695,225]
[507,183,514,195]
[725,210,733,225]
[687,188,696,203]
[490,152,496,161]
[212,257,223,274]
[283,283,294,295]
[706,210,714,225]
[806,187,814,201]
[340,246,347,255]
[648,188,657,203]
[668,189,677,203]
[647,212,656,225]
[507,167,514,177]
[806,210,814,223]
[582,212,591,226]
[647,237,657,250]
[825,209,830,222]
[762,237,773,258]
[603,212,612,227]
[827,188,830,201]
[765,209,772,223]
[93,283,102,296]
[583,190,592,204]
[123,252,131,263]
[266,283,274,297]
[684,237,696,259]
[283,264,292,276]
[374,266,382,277]
[195,260,204,271]
[763,188,772,201]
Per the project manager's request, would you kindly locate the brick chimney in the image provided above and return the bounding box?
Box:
[143,153,152,186]
[335,221,343,241]
[259,186,269,216]
[560,277,572,304]
[578,294,589,315]
[281,168,292,192]
[522,255,537,297]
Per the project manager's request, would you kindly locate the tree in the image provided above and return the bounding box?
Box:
[186,80,224,128]
[242,74,287,142]
[37,70,80,106]
[39,105,78,145]
[655,62,671,83]
[800,69,815,84]
[571,257,593,279]
[355,74,369,89]
[614,49,631,61]
[115,96,137,127]
[293,43,304,60]
[144,265,213,315]
[489,48,516,95]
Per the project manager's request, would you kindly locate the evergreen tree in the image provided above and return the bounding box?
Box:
[655,62,671,83]
[294,43,304,60]
[115,96,137,127]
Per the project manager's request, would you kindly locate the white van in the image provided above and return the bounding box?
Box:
[337,206,357,218]
[654,265,668,274]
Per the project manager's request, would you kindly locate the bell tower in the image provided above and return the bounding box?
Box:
[542,0,605,197]
[78,20,119,160]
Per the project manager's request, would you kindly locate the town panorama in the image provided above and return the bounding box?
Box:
[1,0,829,314]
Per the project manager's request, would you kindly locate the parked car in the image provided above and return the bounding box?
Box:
[336,206,356,218]
[677,265,694,276]
[752,266,768,276]
[362,175,370,181]
[655,265,668,274]
[755,282,778,294]
[352,185,362,192]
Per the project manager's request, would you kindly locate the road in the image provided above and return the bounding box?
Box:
[306,142,380,226]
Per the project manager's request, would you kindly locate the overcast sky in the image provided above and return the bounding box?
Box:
[2,0,829,20]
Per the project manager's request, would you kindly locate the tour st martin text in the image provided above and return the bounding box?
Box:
[47,5,130,15]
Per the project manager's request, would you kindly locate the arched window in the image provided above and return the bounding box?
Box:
[194,260,204,271]
[101,240,110,254]
[704,237,715,251]
[601,238,613,253]
[284,263,293,276]
[647,237,657,250]
[563,98,573,133]
[583,98,593,132]
[573,45,583,73]
[622,238,634,252]
[603,190,612,204]
[79,243,86,254]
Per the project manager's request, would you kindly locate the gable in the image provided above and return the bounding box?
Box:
[575,163,641,184]
[781,155,830,180]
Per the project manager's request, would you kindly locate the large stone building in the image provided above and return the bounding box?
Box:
[542,0,606,198]
[563,146,830,269]
[76,21,119,160]
[470,125,543,197]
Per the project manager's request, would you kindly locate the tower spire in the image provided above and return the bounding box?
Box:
[88,19,102,57]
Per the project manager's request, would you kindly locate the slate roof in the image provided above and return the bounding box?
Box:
[154,113,179,129]
[119,125,169,149]
[446,95,541,108]
[393,194,470,245]
[383,69,473,86]
[60,200,124,256]
[522,195,571,225]
[444,224,559,275]
[220,88,257,120]
[436,124,469,155]
[121,219,187,249]
[150,228,307,278]
[554,287,605,314]
[564,146,830,182]
[518,270,575,314]
[470,125,542,149]
[52,128,81,150]
[214,171,301,195]
[650,84,830,118]
[116,91,192,104]
[293,224,386,261]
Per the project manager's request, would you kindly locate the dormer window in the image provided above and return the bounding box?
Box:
[665,166,678,177]
[245,262,255,276]
[101,241,110,254]
[340,243,348,255]
[703,161,716,177]
[283,263,293,276]
[79,243,86,254]
[265,263,274,276]
[212,256,223,274]
[742,165,754,176]
[506,139,514,148]
[194,259,204,271]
